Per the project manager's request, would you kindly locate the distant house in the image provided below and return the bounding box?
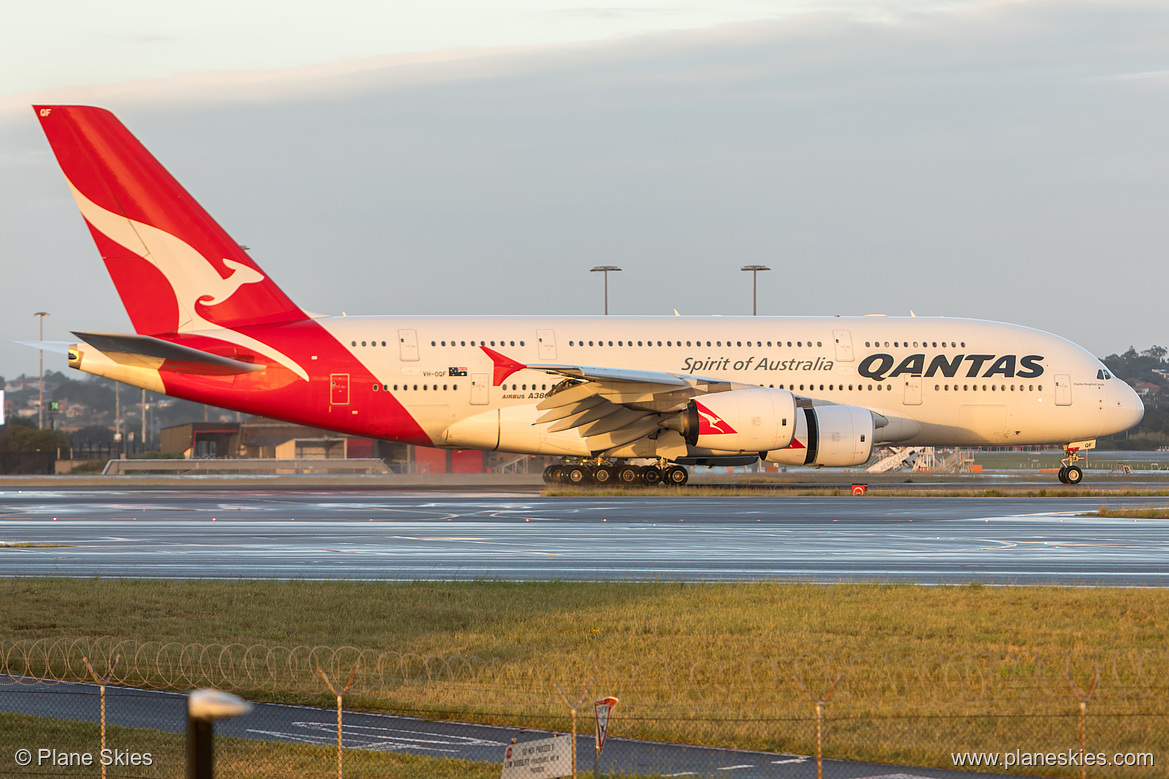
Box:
[1132,381,1162,398]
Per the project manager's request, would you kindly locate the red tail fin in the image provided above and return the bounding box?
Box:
[34,105,306,335]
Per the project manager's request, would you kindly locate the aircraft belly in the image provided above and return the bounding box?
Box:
[443,405,590,456]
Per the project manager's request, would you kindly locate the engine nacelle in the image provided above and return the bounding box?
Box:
[682,388,796,454]
[764,405,874,467]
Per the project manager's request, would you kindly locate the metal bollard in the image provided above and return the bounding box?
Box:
[187,689,252,779]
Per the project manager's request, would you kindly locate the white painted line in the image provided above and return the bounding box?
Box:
[771,757,807,764]
[716,765,754,771]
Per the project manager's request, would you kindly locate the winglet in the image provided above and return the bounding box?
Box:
[480,347,526,386]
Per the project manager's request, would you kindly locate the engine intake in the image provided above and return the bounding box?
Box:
[764,405,874,467]
[681,388,796,454]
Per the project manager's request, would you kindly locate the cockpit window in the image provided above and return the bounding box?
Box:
[1096,369,1113,380]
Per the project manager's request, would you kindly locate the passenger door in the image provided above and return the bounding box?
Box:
[537,329,557,360]
[330,373,350,405]
[832,330,854,362]
[470,373,490,405]
[398,329,419,362]
[902,376,922,406]
[1055,374,1072,406]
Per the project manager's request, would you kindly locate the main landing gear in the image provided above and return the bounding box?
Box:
[1057,446,1084,485]
[543,459,689,487]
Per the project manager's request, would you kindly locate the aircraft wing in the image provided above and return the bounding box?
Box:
[489,349,753,458]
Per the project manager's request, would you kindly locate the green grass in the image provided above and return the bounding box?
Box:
[4,578,1167,657]
[3,579,1166,778]
[0,542,72,548]
[1094,504,1169,518]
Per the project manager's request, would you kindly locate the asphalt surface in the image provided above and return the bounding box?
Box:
[1,488,1167,584]
[0,678,1014,779]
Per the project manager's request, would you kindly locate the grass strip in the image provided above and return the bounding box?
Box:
[3,579,1167,778]
[1093,505,1169,518]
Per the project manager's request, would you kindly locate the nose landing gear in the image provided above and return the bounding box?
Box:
[1057,446,1085,485]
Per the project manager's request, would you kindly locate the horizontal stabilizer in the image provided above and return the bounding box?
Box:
[73,332,265,376]
[14,340,74,355]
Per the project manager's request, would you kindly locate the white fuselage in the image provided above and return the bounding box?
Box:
[315,315,1143,456]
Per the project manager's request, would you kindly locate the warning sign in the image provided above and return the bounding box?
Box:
[594,697,618,752]
[500,734,573,779]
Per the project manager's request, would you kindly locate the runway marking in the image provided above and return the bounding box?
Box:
[247,720,501,753]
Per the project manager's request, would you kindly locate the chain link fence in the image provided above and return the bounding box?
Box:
[0,638,1163,778]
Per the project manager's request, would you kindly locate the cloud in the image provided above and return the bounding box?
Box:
[4,0,1169,380]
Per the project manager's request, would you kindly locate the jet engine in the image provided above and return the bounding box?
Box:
[764,405,874,466]
[680,388,796,454]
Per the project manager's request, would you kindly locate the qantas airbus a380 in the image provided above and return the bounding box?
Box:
[31,106,1144,485]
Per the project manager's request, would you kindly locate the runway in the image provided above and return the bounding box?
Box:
[2,488,1167,585]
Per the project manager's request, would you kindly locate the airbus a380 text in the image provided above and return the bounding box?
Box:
[31,106,1144,485]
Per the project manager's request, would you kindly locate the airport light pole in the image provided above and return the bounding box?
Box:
[590,266,622,315]
[740,266,770,316]
[34,311,49,428]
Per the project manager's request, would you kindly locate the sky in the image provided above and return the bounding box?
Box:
[2,0,1168,381]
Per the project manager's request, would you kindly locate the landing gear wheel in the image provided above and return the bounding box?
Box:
[664,465,689,486]
[564,465,589,485]
[544,464,564,484]
[641,466,663,485]
[1058,445,1087,485]
[616,465,640,484]
[593,465,614,484]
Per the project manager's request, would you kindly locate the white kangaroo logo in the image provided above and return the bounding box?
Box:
[67,179,308,380]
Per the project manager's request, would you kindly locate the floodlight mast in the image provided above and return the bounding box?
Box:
[740,266,770,316]
[590,266,622,315]
[34,312,48,428]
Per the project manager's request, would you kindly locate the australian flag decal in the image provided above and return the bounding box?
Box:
[449,367,468,377]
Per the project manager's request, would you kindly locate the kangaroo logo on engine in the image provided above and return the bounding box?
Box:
[858,353,1045,382]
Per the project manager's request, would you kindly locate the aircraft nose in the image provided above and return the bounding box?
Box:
[1114,381,1145,432]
